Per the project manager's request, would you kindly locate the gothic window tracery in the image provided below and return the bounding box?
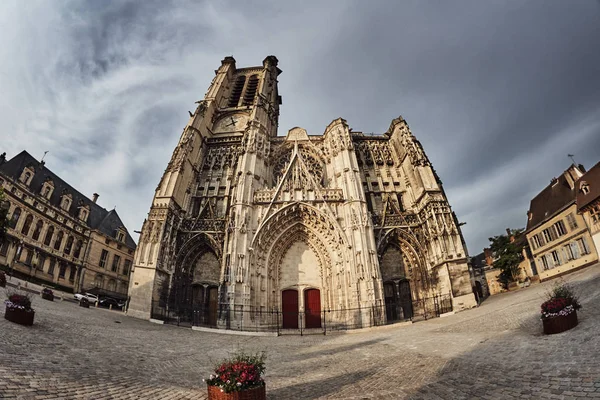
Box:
[228,75,246,108]
[242,75,259,106]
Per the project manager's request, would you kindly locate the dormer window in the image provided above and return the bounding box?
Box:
[40,179,54,200]
[19,167,34,185]
[78,205,90,222]
[580,181,590,195]
[60,193,72,212]
[116,229,126,243]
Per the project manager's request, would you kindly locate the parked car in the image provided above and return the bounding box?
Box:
[98,298,124,310]
[41,288,54,301]
[73,293,99,303]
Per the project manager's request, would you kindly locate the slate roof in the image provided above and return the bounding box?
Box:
[525,165,584,233]
[576,161,600,211]
[0,150,136,248]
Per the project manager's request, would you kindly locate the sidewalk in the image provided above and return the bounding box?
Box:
[3,275,77,303]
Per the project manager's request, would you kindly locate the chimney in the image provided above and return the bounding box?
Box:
[483,248,493,266]
[92,193,99,203]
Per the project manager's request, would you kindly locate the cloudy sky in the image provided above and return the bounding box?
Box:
[1,1,599,254]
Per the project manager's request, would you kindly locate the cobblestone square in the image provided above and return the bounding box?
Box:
[2,265,600,399]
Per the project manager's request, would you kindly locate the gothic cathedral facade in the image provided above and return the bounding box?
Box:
[127,56,477,329]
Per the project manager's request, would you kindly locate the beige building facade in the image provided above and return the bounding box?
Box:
[0,151,135,299]
[526,165,598,282]
[127,56,477,329]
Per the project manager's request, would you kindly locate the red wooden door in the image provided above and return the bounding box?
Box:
[282,289,299,329]
[304,289,321,329]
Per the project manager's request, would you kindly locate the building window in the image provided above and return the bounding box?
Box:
[99,249,109,268]
[36,254,45,270]
[64,236,74,255]
[228,75,246,107]
[53,231,63,251]
[564,244,574,261]
[9,207,21,229]
[580,181,590,195]
[570,241,580,259]
[123,259,131,275]
[542,229,552,243]
[32,220,43,241]
[566,213,578,230]
[79,206,89,222]
[554,220,567,237]
[69,266,76,281]
[44,226,54,246]
[242,74,259,106]
[116,230,125,242]
[48,259,55,275]
[590,204,600,223]
[21,214,33,236]
[41,181,54,199]
[577,237,590,255]
[19,169,33,185]
[551,250,561,266]
[25,248,34,266]
[0,240,9,256]
[73,240,83,259]
[111,255,121,272]
[60,195,72,212]
[59,263,66,278]
[541,255,549,270]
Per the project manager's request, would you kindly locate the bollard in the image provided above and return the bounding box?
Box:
[109,304,112,311]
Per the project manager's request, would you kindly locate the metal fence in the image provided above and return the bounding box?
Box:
[150,293,453,335]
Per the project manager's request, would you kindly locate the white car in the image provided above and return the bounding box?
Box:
[74,293,99,303]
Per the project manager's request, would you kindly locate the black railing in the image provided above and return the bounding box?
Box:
[150,293,453,335]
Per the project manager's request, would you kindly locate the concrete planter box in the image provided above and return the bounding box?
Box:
[207,384,266,400]
[5,306,35,326]
[542,310,578,335]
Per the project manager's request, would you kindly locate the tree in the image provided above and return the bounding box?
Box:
[488,228,525,289]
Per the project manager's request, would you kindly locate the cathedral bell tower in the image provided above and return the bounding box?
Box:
[127,56,282,320]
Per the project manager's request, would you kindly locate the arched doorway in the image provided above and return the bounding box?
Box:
[282,289,299,329]
[304,288,321,329]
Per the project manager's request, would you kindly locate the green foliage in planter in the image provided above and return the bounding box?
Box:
[206,350,266,393]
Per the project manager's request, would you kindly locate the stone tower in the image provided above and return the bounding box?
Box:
[127,56,477,327]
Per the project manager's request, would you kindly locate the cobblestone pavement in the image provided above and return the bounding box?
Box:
[2,264,600,399]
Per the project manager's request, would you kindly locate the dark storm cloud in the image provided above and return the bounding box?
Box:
[1,0,599,253]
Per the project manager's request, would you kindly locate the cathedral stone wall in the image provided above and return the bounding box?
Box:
[126,55,477,327]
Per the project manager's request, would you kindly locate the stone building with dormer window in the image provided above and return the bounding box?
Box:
[0,151,136,300]
[525,164,598,281]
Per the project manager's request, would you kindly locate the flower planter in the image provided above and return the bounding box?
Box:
[543,310,578,335]
[207,384,266,400]
[5,306,35,326]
